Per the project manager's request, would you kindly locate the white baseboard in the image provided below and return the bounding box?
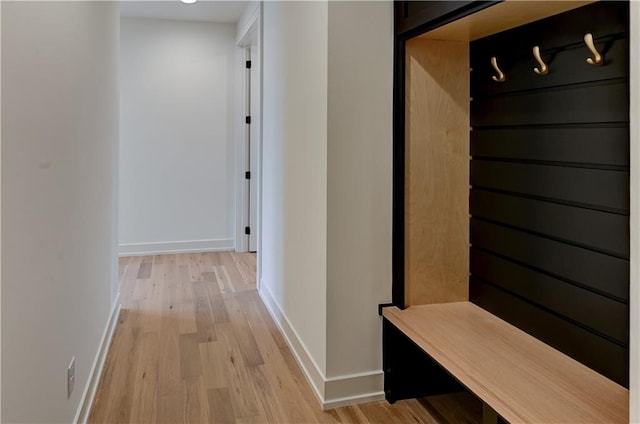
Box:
[322,391,386,410]
[118,238,234,256]
[324,371,385,410]
[74,293,122,424]
[257,279,385,410]
[258,282,326,403]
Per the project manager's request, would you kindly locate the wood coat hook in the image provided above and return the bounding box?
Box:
[532,46,548,75]
[584,33,603,65]
[491,57,506,82]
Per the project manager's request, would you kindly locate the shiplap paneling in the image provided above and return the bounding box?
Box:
[469,0,629,388]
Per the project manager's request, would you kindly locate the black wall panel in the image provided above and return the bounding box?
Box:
[470,189,628,257]
[470,279,629,387]
[470,248,629,344]
[383,318,463,403]
[470,219,629,301]
[470,1,629,96]
[471,80,629,127]
[471,37,629,97]
[471,126,629,166]
[469,1,629,387]
[471,160,629,212]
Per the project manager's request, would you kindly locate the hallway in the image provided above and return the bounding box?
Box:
[88,252,479,423]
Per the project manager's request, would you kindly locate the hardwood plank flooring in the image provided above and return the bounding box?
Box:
[89,253,480,424]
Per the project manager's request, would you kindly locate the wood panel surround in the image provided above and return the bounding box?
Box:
[401,0,601,308]
[404,38,469,306]
[418,1,595,42]
[388,0,631,419]
[400,1,621,307]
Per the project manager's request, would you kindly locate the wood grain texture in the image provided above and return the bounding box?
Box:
[179,333,203,379]
[419,1,594,42]
[191,281,218,343]
[137,256,152,279]
[383,303,629,424]
[404,38,469,306]
[89,253,474,424]
[129,331,159,424]
[184,377,210,424]
[207,388,236,424]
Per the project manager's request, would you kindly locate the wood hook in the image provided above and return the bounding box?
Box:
[584,33,603,65]
[532,46,548,75]
[491,57,506,82]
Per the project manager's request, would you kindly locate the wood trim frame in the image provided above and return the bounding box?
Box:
[392,1,497,307]
[395,1,498,40]
[404,38,470,307]
[391,30,406,307]
[391,0,622,306]
[390,0,636,417]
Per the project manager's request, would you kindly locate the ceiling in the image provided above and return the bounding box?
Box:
[119,1,248,24]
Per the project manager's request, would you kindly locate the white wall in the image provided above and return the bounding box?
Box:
[260,0,393,407]
[325,0,393,400]
[261,0,329,389]
[1,2,119,422]
[119,18,236,255]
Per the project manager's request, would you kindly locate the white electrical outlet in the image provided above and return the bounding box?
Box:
[67,356,75,399]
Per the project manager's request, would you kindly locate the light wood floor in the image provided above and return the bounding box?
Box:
[89,252,481,424]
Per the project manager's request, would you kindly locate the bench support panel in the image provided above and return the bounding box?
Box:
[482,403,498,424]
[383,317,463,403]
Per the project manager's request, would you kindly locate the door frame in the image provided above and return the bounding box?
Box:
[234,2,262,283]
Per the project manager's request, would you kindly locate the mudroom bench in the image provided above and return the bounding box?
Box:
[386,1,631,422]
[382,302,628,423]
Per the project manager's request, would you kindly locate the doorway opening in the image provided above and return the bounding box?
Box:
[243,45,259,253]
[235,7,261,294]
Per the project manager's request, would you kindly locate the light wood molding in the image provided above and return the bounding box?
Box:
[383,303,629,424]
[420,1,595,42]
[405,38,470,306]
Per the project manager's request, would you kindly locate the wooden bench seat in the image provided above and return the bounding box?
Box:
[383,302,628,423]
